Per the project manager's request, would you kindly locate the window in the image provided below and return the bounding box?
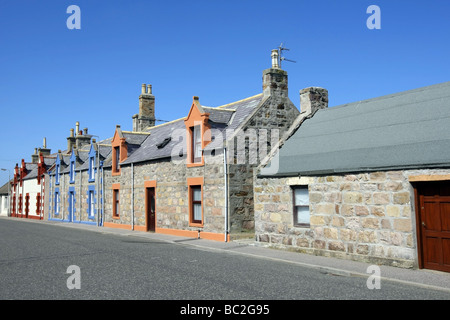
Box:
[36,193,41,215]
[25,194,30,215]
[191,185,202,224]
[89,157,95,181]
[12,196,16,215]
[192,125,202,163]
[113,147,120,173]
[187,177,203,226]
[69,161,75,183]
[88,189,95,219]
[19,194,22,213]
[55,164,60,185]
[113,187,120,218]
[55,191,60,215]
[293,186,310,227]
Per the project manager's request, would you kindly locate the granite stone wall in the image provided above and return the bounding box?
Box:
[254,169,450,268]
[103,155,227,234]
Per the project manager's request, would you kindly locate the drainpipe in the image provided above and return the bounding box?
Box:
[101,161,104,226]
[224,147,228,242]
[40,174,43,220]
[96,144,100,227]
[79,168,82,223]
[131,163,134,231]
[49,174,53,219]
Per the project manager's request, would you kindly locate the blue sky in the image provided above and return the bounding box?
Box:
[0,0,449,186]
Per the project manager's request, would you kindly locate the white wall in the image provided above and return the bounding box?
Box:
[21,178,44,218]
[0,195,8,216]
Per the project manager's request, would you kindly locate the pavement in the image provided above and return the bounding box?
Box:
[5,217,450,294]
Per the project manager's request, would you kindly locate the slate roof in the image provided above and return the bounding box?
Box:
[121,93,263,165]
[259,81,450,177]
[61,151,90,174]
[0,180,10,195]
[22,163,38,180]
[77,144,112,171]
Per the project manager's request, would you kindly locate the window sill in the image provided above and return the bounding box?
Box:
[293,224,311,228]
[189,222,204,228]
[187,162,204,168]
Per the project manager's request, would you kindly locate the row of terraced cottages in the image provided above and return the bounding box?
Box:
[7,50,450,272]
[10,49,300,241]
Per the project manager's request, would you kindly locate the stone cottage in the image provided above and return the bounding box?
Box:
[46,123,111,225]
[100,49,300,241]
[254,81,450,272]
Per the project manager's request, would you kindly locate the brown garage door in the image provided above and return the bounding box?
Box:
[416,181,450,272]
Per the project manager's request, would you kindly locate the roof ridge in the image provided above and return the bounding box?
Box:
[331,81,450,109]
[145,117,186,131]
[216,93,263,109]
[122,130,151,135]
[202,106,236,112]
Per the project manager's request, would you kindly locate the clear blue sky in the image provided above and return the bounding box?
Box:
[0,0,449,186]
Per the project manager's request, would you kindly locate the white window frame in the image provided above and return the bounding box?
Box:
[293,186,310,227]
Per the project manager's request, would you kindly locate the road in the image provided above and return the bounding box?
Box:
[1,218,449,306]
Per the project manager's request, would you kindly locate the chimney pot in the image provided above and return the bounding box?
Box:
[147,84,152,95]
[271,49,279,69]
[84,128,88,135]
[141,84,146,94]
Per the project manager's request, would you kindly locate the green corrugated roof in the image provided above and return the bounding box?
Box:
[259,81,450,177]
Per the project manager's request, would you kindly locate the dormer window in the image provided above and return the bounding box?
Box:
[55,164,60,185]
[88,143,97,182]
[89,157,95,181]
[114,146,120,172]
[111,125,127,176]
[184,96,210,168]
[69,150,77,184]
[69,160,75,183]
[192,125,202,163]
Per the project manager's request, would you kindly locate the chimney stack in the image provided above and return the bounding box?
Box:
[31,148,39,163]
[134,83,155,131]
[67,127,76,151]
[38,137,51,157]
[300,87,328,115]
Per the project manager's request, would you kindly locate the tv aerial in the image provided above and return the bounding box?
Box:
[278,43,296,68]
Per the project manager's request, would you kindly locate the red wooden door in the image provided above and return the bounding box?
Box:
[146,187,156,232]
[418,182,450,272]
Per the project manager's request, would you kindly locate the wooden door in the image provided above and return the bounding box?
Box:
[417,182,450,272]
[146,187,156,232]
